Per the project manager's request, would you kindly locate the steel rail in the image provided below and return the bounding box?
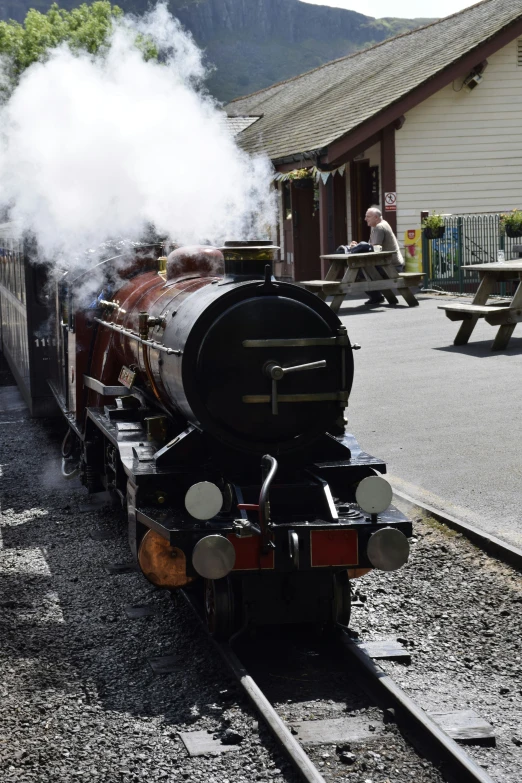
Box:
[182,592,496,783]
[218,643,326,783]
[341,633,496,783]
[181,590,326,783]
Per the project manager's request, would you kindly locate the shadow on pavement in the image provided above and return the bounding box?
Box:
[337,303,410,316]
[433,336,522,357]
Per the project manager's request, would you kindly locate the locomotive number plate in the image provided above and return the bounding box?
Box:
[119,365,136,389]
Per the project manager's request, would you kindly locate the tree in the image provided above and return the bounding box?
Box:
[0,2,124,85]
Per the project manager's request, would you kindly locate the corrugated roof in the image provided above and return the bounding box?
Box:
[226,0,522,161]
[225,115,262,136]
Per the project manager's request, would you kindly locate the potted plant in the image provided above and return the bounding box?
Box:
[422,212,446,240]
[500,209,522,238]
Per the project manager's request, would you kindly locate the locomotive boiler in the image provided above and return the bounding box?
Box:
[44,240,411,638]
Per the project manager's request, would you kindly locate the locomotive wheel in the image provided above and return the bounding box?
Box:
[331,571,351,628]
[204,577,235,640]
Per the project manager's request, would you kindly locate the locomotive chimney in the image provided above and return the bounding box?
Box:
[220,240,279,281]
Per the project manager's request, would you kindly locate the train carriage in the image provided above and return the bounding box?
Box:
[0,225,57,416]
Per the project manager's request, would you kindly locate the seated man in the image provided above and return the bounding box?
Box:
[351,207,404,306]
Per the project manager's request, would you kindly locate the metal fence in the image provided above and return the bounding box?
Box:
[422,213,521,294]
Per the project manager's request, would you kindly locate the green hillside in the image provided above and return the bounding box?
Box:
[0,1,434,101]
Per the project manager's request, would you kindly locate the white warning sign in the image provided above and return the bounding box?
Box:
[384,192,397,211]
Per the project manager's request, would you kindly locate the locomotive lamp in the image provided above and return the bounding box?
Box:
[185,481,224,520]
[355,475,393,516]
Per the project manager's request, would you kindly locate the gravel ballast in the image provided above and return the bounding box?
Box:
[350,516,522,783]
[1,384,519,782]
[0,394,302,783]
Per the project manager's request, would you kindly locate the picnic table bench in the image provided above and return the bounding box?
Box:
[438,261,522,350]
[300,252,424,314]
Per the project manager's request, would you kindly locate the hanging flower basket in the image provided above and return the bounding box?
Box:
[500,209,522,238]
[281,168,315,188]
[423,226,446,240]
[292,178,314,189]
[421,212,445,240]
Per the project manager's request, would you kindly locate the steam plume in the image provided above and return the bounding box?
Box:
[0,4,275,270]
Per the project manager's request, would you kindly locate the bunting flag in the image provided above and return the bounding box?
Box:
[274,163,347,183]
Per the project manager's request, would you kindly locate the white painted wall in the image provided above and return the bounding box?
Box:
[396,38,522,240]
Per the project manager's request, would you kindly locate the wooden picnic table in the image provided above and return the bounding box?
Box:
[300,251,424,314]
[438,261,522,350]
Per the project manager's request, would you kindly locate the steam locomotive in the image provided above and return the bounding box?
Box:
[0,235,411,638]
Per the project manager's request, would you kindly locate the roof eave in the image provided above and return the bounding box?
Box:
[324,14,522,165]
[272,149,327,170]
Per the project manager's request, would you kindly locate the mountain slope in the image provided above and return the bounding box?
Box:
[0,0,434,101]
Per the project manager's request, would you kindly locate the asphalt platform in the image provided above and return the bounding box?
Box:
[341,292,522,549]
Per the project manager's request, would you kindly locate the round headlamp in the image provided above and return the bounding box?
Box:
[367,527,409,571]
[192,535,236,580]
[355,475,393,515]
[185,482,223,520]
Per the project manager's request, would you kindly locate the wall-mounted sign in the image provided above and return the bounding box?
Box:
[404,229,422,273]
[384,192,397,211]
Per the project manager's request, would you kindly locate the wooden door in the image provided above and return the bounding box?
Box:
[292,181,320,281]
[351,160,374,242]
[280,181,294,279]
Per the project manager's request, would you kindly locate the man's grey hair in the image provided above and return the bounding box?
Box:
[367,206,382,218]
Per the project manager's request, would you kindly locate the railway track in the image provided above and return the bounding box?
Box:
[182,590,496,783]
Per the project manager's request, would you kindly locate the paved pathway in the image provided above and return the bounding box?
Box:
[341,294,522,549]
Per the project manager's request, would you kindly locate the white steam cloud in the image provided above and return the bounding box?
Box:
[0,4,275,266]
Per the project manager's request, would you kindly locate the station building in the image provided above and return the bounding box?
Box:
[226,0,522,281]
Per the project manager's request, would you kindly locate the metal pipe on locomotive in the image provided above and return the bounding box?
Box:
[49,240,412,638]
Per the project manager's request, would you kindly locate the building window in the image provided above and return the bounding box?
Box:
[518,39,522,66]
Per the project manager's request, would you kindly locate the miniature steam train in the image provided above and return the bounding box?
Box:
[0,235,411,638]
